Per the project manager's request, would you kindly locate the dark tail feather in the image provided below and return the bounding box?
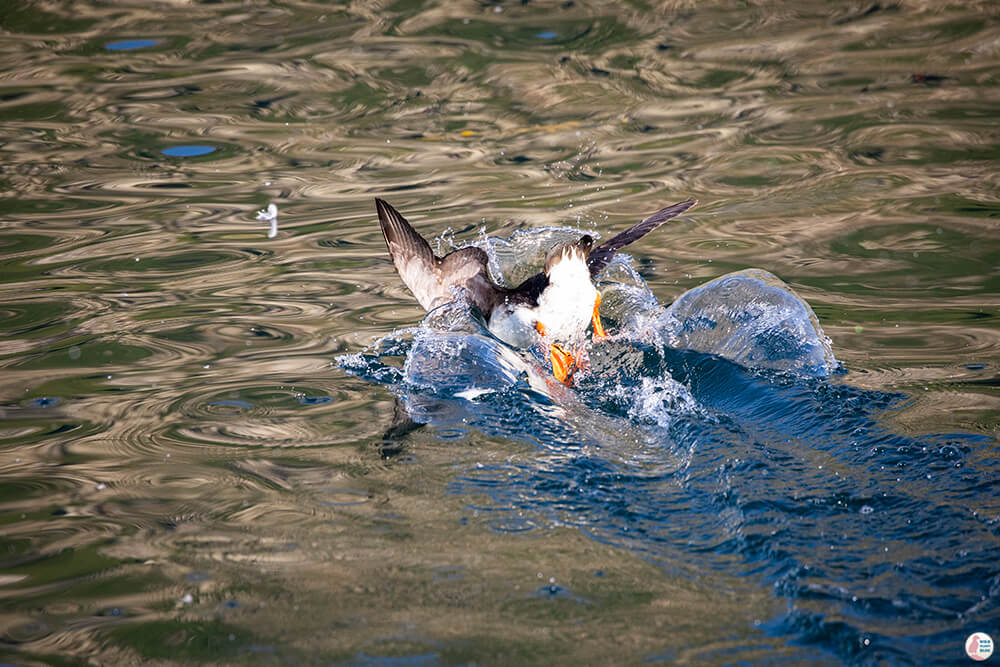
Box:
[587,199,697,277]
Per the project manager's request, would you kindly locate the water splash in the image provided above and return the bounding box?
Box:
[337,226,837,442]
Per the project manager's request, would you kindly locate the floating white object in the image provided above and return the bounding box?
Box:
[255,203,279,238]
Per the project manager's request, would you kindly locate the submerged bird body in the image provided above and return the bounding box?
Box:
[374,197,695,383]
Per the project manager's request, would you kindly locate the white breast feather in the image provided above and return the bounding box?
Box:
[488,247,597,348]
[535,250,597,343]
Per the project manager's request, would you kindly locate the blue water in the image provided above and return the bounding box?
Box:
[160,144,216,157]
[104,39,159,51]
[341,239,999,665]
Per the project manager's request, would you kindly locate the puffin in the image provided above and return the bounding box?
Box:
[375,197,696,384]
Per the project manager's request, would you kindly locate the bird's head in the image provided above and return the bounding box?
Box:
[544,235,593,276]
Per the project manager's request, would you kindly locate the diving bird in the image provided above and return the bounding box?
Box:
[375,197,697,384]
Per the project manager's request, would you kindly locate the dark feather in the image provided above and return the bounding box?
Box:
[510,272,548,305]
[587,199,697,277]
[376,198,508,316]
[375,197,696,322]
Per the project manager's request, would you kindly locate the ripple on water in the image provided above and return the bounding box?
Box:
[167,377,383,449]
[0,2,997,665]
[317,488,372,507]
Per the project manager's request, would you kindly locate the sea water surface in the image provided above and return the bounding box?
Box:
[0,1,998,665]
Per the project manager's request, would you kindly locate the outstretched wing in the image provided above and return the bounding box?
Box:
[587,199,697,277]
[375,198,501,313]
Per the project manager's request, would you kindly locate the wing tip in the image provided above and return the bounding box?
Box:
[642,198,698,225]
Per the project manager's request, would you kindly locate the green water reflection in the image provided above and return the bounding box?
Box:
[0,0,997,664]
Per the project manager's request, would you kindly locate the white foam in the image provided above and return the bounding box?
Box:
[455,387,495,401]
[615,376,698,428]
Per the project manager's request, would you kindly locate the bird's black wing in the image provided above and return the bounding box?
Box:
[587,200,697,278]
[508,271,549,308]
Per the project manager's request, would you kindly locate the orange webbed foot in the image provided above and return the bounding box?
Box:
[550,343,575,386]
[591,293,609,342]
